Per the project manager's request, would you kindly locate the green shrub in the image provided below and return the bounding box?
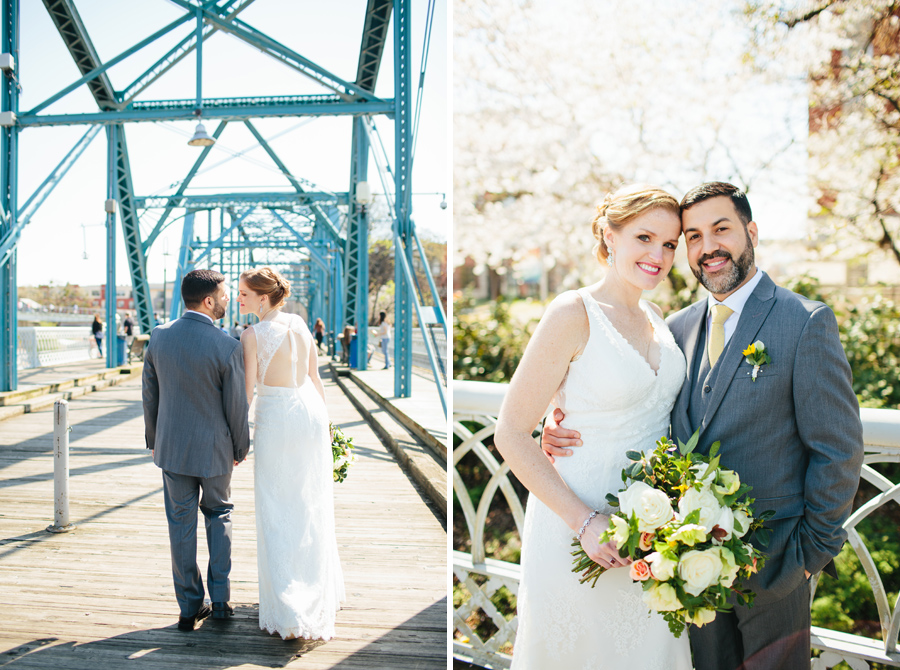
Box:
[842,296,900,409]
[453,293,538,382]
[785,275,900,409]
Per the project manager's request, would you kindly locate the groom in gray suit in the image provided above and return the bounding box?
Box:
[544,182,864,669]
[143,269,250,631]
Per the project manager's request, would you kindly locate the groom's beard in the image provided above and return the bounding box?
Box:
[211,297,227,320]
[691,230,755,295]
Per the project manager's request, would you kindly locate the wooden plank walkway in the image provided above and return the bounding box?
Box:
[0,364,447,669]
[14,359,115,391]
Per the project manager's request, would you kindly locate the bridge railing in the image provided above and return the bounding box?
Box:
[17,327,94,370]
[452,380,900,669]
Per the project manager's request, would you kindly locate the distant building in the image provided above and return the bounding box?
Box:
[81,284,136,311]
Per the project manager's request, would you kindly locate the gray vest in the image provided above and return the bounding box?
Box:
[688,320,738,434]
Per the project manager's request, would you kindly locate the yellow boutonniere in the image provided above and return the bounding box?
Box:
[743,340,771,381]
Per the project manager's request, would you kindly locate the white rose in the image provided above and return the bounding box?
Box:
[753,340,765,352]
[618,481,674,532]
[733,508,752,538]
[679,487,725,533]
[678,548,724,596]
[645,551,678,581]
[686,608,717,626]
[642,582,681,612]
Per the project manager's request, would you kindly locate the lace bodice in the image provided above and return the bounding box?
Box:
[551,289,687,511]
[253,313,307,387]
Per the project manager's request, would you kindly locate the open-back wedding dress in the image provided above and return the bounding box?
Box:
[251,313,345,640]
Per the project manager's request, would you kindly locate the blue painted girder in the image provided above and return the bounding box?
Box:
[17,98,394,127]
[137,191,348,210]
[172,1,382,103]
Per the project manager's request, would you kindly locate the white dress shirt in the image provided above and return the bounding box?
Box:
[184,309,214,324]
[705,268,764,349]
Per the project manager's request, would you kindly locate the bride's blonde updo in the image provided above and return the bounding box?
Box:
[591,184,680,263]
[240,266,291,309]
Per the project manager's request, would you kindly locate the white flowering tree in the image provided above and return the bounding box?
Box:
[454,0,808,290]
[745,0,900,265]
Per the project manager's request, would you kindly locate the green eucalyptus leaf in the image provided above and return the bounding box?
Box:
[682,429,700,455]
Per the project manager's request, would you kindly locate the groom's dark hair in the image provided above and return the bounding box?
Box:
[181,269,225,309]
[680,182,752,226]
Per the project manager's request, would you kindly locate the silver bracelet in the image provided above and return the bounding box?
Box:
[576,510,600,541]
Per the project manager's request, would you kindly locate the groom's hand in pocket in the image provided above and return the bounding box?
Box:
[541,408,581,463]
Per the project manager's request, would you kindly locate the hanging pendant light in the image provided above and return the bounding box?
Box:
[188,121,215,147]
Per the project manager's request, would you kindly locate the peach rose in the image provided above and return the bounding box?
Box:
[639,532,655,551]
[629,559,651,582]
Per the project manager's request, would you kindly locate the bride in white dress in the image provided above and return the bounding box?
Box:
[238,266,345,640]
[494,185,692,669]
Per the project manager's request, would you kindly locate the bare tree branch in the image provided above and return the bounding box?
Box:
[779,0,845,29]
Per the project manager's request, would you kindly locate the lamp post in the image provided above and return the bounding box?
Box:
[354,181,373,370]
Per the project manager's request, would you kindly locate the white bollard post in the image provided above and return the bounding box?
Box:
[47,399,76,533]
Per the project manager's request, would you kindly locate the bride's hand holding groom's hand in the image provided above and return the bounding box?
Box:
[541,408,579,463]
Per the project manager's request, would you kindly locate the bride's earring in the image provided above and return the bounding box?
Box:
[606,251,614,267]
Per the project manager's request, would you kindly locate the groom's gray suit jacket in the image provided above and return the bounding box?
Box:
[666,272,863,606]
[143,312,250,478]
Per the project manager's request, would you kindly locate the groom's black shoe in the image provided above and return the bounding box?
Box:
[178,604,212,631]
[211,601,235,620]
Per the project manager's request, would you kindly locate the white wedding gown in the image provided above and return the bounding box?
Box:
[252,313,345,639]
[512,288,692,669]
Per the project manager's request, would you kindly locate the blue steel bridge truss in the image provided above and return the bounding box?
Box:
[0,0,446,415]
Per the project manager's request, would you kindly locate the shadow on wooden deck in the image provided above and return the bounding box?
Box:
[1,599,446,669]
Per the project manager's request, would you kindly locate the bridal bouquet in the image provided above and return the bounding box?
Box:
[330,423,357,483]
[571,432,772,637]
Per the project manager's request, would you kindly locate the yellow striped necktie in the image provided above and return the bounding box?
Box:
[708,304,734,367]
